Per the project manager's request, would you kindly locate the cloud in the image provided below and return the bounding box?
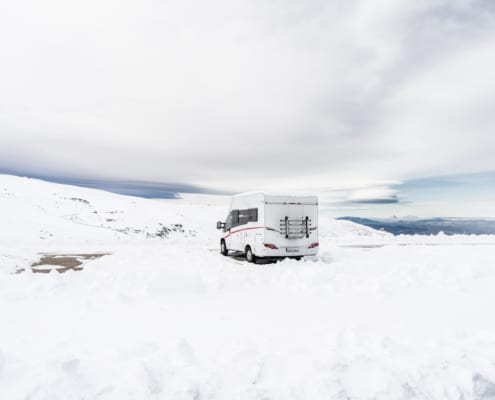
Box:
[347,198,399,205]
[1,0,495,191]
[318,171,495,218]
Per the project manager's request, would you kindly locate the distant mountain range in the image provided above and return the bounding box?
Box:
[0,169,228,199]
[338,217,495,235]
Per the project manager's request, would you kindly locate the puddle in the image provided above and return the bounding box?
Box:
[16,253,111,274]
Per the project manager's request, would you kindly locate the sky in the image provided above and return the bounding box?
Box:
[1,0,495,217]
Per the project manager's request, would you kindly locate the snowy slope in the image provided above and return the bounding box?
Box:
[0,174,192,243]
[0,175,199,271]
[1,174,495,399]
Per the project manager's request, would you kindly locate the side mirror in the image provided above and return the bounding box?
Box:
[216,221,225,230]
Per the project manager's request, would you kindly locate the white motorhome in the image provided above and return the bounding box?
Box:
[216,193,319,262]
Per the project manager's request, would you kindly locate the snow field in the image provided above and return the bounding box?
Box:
[1,175,495,399]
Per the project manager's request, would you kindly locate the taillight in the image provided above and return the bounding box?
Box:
[308,242,319,248]
[264,243,279,250]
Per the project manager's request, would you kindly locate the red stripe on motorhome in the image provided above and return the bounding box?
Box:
[223,226,273,239]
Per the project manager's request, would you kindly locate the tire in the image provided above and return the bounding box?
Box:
[220,240,228,256]
[245,246,256,263]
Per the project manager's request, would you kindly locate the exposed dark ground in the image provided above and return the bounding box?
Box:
[15,253,110,274]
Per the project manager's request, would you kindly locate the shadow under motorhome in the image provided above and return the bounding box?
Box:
[216,192,319,262]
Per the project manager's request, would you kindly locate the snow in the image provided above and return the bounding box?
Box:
[1,174,495,399]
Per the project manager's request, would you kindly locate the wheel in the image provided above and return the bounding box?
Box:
[245,246,256,263]
[220,240,228,256]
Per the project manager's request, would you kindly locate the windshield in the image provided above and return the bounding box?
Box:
[223,212,232,232]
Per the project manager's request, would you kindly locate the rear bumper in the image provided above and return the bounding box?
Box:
[261,246,318,258]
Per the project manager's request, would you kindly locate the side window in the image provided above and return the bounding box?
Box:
[230,208,258,228]
[248,208,258,222]
[238,209,249,225]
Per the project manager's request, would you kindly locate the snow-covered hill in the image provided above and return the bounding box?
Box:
[1,174,495,399]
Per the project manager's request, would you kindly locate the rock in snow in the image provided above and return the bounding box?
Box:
[1,174,495,399]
